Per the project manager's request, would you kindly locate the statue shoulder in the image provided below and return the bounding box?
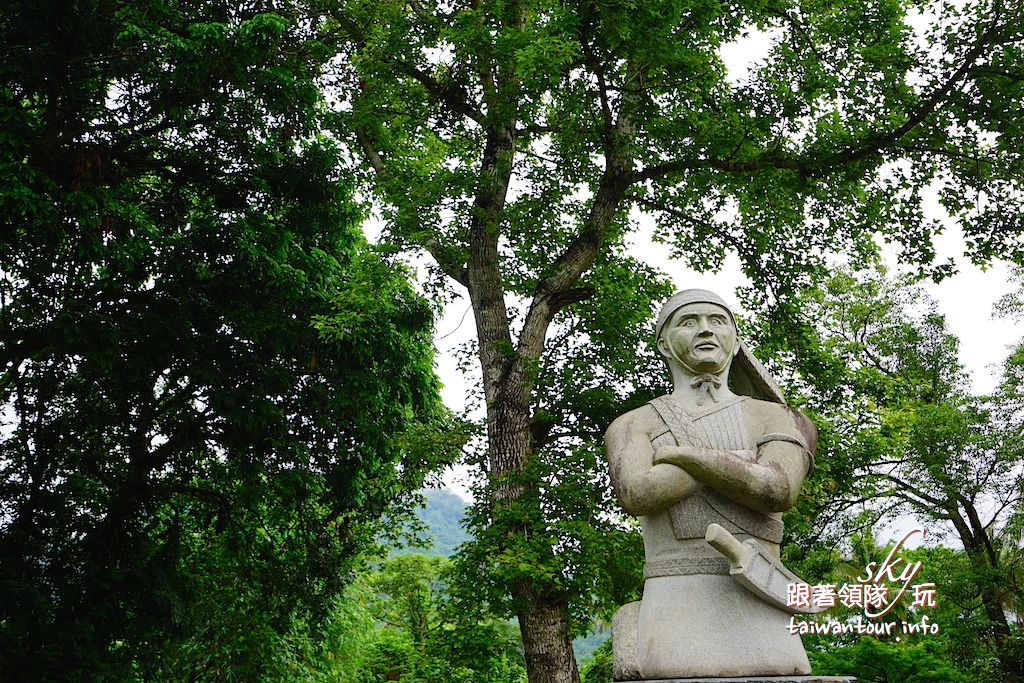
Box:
[744,399,819,454]
[606,402,664,440]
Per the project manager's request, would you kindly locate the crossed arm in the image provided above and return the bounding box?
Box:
[653,439,807,513]
[606,408,700,516]
[606,405,813,516]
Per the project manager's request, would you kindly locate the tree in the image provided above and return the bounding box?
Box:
[322,0,1024,680]
[0,1,452,679]
[332,553,528,683]
[764,269,1024,681]
[578,639,614,683]
[787,536,1001,680]
[811,636,970,683]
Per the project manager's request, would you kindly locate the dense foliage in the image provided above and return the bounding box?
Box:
[795,540,1018,683]
[0,1,450,679]
[350,553,527,683]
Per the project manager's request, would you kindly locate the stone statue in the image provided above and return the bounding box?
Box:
[605,289,826,681]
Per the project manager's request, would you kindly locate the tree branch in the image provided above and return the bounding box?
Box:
[883,473,946,507]
[509,58,641,399]
[633,155,810,182]
[833,19,1006,167]
[634,14,1010,183]
[353,126,469,287]
[985,488,1022,529]
[399,63,486,127]
[354,127,387,175]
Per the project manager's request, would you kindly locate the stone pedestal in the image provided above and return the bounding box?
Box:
[623,677,856,682]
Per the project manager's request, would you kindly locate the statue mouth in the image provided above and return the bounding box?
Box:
[695,342,718,351]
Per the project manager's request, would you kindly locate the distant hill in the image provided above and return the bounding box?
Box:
[407,488,470,557]
[573,628,610,663]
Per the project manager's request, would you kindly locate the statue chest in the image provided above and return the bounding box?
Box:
[648,395,753,451]
[646,395,783,547]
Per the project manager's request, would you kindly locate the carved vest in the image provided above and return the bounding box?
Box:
[648,395,784,545]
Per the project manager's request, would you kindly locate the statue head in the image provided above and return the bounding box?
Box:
[656,290,740,377]
[654,289,786,404]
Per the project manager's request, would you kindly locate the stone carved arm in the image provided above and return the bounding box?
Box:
[605,407,701,516]
[653,435,810,514]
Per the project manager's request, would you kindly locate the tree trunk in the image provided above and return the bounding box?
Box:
[466,164,633,683]
[462,44,635,679]
[486,385,581,683]
[516,582,580,683]
[951,503,1022,683]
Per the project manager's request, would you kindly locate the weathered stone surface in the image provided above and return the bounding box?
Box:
[626,677,856,682]
[605,290,836,680]
[612,601,641,681]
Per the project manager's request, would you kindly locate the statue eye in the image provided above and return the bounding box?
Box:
[681,319,696,327]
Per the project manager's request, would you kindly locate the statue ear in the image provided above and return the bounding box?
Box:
[656,334,671,358]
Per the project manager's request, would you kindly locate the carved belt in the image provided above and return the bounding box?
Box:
[643,555,731,578]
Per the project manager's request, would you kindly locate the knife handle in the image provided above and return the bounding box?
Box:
[705,523,747,566]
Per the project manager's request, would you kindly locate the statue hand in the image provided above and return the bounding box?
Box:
[654,446,758,470]
[653,445,696,468]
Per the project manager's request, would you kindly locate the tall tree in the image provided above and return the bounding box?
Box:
[327,0,1024,681]
[0,1,450,679]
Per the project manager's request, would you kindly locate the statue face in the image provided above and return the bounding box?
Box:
[658,302,738,374]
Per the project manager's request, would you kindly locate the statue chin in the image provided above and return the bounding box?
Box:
[667,355,730,379]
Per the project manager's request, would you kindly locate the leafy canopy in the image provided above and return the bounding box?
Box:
[0,0,453,679]
[327,2,1024,680]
